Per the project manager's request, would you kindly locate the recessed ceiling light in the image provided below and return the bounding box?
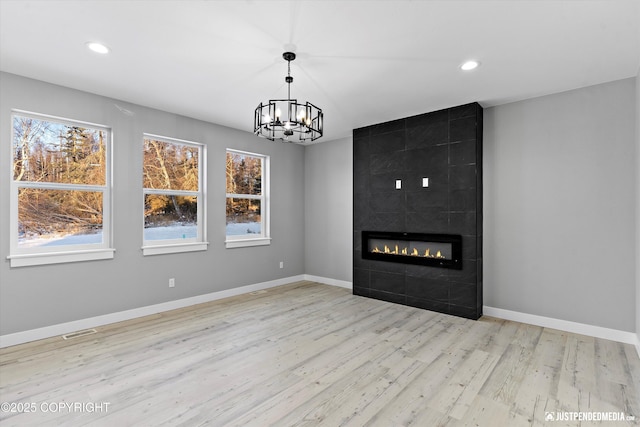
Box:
[460,60,479,71]
[86,42,110,54]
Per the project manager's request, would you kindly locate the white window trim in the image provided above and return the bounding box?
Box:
[8,110,113,267]
[7,249,116,268]
[141,242,209,256]
[225,149,270,249]
[142,134,208,256]
[225,238,271,249]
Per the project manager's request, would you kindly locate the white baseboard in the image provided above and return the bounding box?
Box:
[1,278,635,360]
[0,275,305,349]
[296,281,640,357]
[300,281,637,357]
[484,306,639,357]
[303,274,352,289]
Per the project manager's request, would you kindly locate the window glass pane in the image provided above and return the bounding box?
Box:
[144,194,197,240]
[226,198,261,236]
[13,115,106,185]
[18,188,103,247]
[143,139,199,191]
[226,152,261,195]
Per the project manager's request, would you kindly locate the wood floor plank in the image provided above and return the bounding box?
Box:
[511,328,567,423]
[426,349,500,419]
[334,357,426,426]
[478,323,542,407]
[445,394,531,427]
[1,281,638,427]
[367,346,472,425]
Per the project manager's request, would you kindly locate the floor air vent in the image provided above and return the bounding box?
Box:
[62,329,97,340]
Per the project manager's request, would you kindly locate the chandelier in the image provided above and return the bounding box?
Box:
[254,52,323,142]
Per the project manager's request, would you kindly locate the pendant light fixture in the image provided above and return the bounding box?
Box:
[254,52,323,143]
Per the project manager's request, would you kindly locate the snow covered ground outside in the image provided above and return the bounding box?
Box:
[226,222,261,236]
[18,222,260,247]
[18,232,103,248]
[144,224,197,240]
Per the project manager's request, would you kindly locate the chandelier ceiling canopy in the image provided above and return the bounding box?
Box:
[254,52,323,143]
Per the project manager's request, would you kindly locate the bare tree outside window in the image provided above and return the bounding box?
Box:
[143,136,203,244]
[225,150,267,239]
[12,114,108,248]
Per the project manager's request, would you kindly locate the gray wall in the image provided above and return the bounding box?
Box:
[484,78,637,332]
[0,72,305,336]
[304,137,353,282]
[636,69,640,345]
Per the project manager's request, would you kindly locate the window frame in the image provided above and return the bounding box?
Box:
[225,148,270,248]
[141,133,208,256]
[8,110,114,267]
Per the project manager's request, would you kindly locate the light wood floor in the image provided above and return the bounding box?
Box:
[1,281,638,426]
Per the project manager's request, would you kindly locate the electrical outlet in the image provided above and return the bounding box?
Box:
[279,261,284,269]
[169,278,175,288]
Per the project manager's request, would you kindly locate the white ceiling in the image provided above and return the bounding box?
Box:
[1,0,639,142]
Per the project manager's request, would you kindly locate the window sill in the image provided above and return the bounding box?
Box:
[142,242,209,256]
[225,237,271,249]
[8,248,115,268]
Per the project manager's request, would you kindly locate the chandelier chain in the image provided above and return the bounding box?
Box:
[287,58,291,104]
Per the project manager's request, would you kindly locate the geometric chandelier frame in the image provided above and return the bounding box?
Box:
[254,52,323,143]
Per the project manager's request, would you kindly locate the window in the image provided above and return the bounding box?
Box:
[142,134,207,255]
[225,149,270,248]
[8,111,113,267]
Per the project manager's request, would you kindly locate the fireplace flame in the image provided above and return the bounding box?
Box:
[370,244,446,259]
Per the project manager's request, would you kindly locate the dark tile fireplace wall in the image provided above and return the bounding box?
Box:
[353,102,483,320]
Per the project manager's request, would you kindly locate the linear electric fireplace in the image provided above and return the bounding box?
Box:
[363,231,462,269]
